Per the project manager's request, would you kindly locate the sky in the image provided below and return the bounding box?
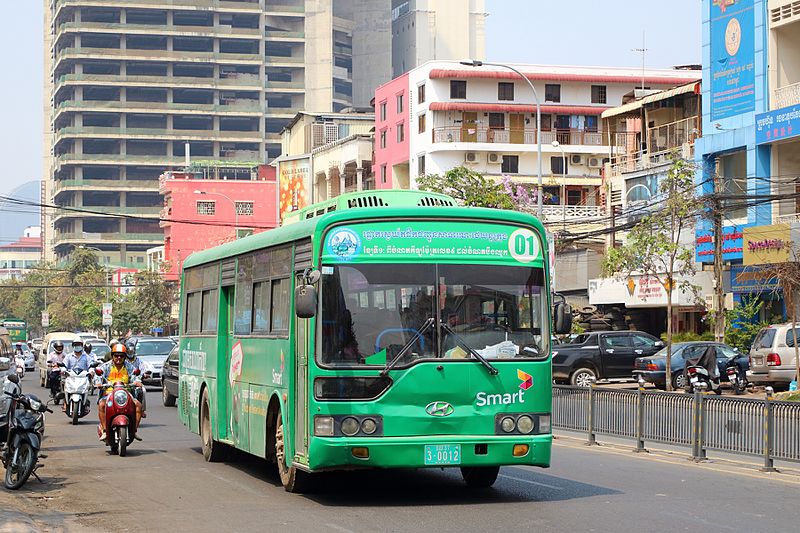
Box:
[0,0,702,200]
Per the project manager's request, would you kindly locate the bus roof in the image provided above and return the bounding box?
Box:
[183,192,545,270]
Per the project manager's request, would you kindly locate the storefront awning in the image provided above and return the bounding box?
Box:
[601,82,701,119]
[428,102,609,115]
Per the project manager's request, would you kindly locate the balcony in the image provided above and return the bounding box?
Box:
[540,204,604,221]
[57,73,262,90]
[55,126,262,143]
[646,116,700,153]
[53,179,160,194]
[431,126,603,146]
[55,47,262,66]
[54,232,163,244]
[774,81,800,109]
[54,0,262,15]
[265,30,305,40]
[55,99,262,117]
[56,21,261,39]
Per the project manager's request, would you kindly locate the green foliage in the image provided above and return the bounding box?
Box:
[660,331,714,343]
[416,166,517,209]
[112,270,175,336]
[720,296,771,353]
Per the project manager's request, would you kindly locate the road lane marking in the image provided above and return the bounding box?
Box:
[325,524,357,533]
[499,474,563,490]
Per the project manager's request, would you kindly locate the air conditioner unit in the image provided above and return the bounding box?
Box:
[588,157,602,168]
[570,154,583,165]
[464,152,479,164]
[487,153,500,164]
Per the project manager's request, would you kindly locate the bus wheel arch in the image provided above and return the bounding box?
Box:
[268,394,310,493]
[200,384,229,462]
[265,395,282,463]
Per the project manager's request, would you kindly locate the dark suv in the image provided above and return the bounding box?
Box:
[552,330,663,386]
[161,344,179,407]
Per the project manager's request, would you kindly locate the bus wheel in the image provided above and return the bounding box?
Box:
[275,413,310,493]
[461,466,500,488]
[200,389,228,463]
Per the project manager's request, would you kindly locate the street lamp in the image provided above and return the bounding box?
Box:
[460,60,543,217]
[194,190,239,239]
[551,140,567,233]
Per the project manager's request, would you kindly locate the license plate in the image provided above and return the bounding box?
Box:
[424,444,461,466]
[753,357,763,366]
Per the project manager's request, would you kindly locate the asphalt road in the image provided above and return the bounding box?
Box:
[1,376,799,533]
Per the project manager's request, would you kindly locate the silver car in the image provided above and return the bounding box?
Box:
[749,324,799,386]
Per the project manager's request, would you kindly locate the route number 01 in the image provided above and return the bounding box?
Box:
[508,228,540,263]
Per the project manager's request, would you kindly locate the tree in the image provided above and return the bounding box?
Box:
[417,166,520,209]
[758,257,800,387]
[113,270,175,336]
[602,157,702,391]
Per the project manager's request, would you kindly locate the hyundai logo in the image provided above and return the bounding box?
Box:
[425,401,454,417]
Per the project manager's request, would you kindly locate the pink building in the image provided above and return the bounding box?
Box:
[373,72,410,189]
[159,164,278,281]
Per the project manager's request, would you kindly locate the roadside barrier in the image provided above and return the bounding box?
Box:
[552,384,800,469]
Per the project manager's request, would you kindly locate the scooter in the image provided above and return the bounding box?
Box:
[14,355,24,379]
[725,356,749,395]
[0,375,51,490]
[96,368,142,457]
[48,363,63,404]
[685,365,722,395]
[57,363,92,425]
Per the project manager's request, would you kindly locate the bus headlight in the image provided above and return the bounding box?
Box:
[500,416,516,433]
[538,415,551,434]
[516,415,534,434]
[314,416,334,436]
[340,417,360,436]
[360,418,378,435]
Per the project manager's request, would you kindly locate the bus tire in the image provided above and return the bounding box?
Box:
[461,466,500,488]
[275,412,310,493]
[200,389,228,463]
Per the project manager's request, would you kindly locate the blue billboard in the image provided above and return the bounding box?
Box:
[755,104,800,144]
[710,0,756,121]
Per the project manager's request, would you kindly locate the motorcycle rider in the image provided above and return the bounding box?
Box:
[46,341,67,398]
[97,344,142,442]
[125,347,147,418]
[13,343,25,378]
[63,340,91,413]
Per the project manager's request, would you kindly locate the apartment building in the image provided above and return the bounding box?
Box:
[374,61,699,228]
[0,227,42,282]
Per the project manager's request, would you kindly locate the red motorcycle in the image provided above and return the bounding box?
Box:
[95,368,142,456]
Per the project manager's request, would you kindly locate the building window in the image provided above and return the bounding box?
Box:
[501,155,519,174]
[196,201,215,215]
[585,115,598,133]
[567,189,583,205]
[380,101,386,121]
[720,150,748,220]
[450,80,467,99]
[380,164,387,184]
[396,93,404,113]
[498,82,514,101]
[380,129,386,149]
[396,122,404,143]
[488,113,505,129]
[591,85,607,104]
[551,156,567,175]
[418,113,426,133]
[545,84,561,103]
[235,201,254,216]
[417,83,425,103]
[418,154,425,175]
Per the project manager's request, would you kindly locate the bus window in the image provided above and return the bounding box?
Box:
[234,256,254,335]
[270,278,290,332]
[201,289,218,333]
[252,281,270,332]
[186,292,202,333]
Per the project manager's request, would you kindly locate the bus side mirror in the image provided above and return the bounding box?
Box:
[554,301,572,335]
[295,285,317,319]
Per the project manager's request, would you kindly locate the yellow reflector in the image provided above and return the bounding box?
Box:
[351,447,369,459]
[513,444,529,457]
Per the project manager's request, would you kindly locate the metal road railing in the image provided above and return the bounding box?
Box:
[553,384,800,468]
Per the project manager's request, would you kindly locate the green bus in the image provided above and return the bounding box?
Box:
[178,190,570,492]
[1,319,27,343]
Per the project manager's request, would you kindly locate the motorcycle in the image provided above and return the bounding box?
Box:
[96,368,142,456]
[0,374,51,489]
[57,363,92,425]
[48,363,63,404]
[725,356,749,395]
[685,365,722,395]
[14,354,24,379]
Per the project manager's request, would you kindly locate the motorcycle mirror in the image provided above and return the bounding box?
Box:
[7,374,19,384]
[133,368,141,376]
[94,368,104,376]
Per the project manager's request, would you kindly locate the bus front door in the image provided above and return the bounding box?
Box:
[293,310,310,461]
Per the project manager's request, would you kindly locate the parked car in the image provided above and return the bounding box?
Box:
[749,324,800,388]
[130,338,176,386]
[30,338,43,353]
[161,344,179,407]
[552,330,663,386]
[633,342,748,390]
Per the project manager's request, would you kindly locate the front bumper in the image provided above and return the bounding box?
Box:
[305,434,552,471]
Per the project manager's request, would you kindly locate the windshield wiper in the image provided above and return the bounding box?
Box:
[440,323,499,375]
[380,317,435,376]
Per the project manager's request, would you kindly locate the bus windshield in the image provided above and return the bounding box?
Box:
[320,263,548,368]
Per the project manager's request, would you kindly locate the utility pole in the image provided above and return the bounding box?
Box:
[713,162,725,343]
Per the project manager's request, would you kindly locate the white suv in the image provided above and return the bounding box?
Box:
[748,324,800,387]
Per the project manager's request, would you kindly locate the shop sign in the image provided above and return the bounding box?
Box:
[755,104,800,145]
[589,272,713,309]
[743,224,795,265]
[730,265,780,293]
[695,224,752,263]
[278,157,310,221]
[710,0,756,121]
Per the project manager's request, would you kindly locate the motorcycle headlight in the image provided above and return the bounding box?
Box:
[113,390,129,407]
[28,398,42,412]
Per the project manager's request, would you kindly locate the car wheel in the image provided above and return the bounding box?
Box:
[162,381,176,407]
[570,368,596,387]
[672,372,688,391]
